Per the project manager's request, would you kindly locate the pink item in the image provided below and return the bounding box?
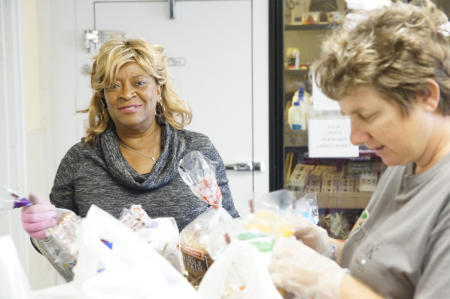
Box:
[21,194,57,239]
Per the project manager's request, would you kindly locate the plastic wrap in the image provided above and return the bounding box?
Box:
[244,190,319,242]
[119,204,184,273]
[178,151,222,209]
[203,190,321,273]
[178,151,233,286]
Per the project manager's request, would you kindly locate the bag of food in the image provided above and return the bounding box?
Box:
[178,151,234,286]
[60,205,199,299]
[119,204,184,273]
[198,240,283,299]
[33,208,81,281]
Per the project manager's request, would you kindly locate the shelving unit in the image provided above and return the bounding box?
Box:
[285,23,338,31]
[271,1,388,240]
[282,11,385,240]
[284,124,308,147]
[317,192,371,209]
[284,68,309,76]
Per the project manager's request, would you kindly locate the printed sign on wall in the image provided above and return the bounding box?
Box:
[308,116,359,158]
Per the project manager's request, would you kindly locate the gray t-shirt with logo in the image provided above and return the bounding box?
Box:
[340,153,450,299]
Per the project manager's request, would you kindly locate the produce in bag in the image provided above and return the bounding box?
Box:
[178,151,233,286]
[119,204,184,272]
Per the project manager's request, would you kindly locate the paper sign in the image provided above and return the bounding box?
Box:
[312,75,341,111]
[308,117,359,158]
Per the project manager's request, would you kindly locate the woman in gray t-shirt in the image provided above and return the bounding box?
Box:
[269,1,450,298]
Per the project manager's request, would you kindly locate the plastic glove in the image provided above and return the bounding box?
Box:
[269,237,347,299]
[21,194,57,239]
[285,214,331,256]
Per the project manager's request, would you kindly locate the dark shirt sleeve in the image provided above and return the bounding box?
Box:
[49,146,79,214]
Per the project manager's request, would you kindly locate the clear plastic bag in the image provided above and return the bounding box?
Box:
[244,190,318,241]
[119,204,184,273]
[178,151,222,209]
[34,208,81,281]
[201,190,321,275]
[178,151,234,286]
[0,187,81,282]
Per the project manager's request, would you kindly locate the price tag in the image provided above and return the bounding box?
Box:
[308,117,359,158]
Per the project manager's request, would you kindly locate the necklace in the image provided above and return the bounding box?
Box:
[120,142,158,163]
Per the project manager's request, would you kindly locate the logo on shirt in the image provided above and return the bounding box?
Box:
[349,209,370,237]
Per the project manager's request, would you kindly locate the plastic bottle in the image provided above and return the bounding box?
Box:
[288,87,306,130]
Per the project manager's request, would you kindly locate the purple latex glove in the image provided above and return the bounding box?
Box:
[21,194,57,239]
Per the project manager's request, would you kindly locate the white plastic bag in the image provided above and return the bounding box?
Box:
[34,205,199,299]
[119,204,184,273]
[198,240,283,299]
[0,235,32,299]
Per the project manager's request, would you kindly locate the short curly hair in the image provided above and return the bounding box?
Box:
[312,0,450,116]
[81,38,192,144]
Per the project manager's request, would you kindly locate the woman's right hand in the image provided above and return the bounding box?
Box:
[286,214,331,257]
[21,194,57,239]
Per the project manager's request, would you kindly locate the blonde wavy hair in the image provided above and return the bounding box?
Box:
[81,38,192,144]
[312,0,450,116]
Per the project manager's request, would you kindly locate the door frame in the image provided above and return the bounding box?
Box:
[268,0,284,191]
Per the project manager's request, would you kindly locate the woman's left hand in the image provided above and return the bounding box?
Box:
[269,237,347,299]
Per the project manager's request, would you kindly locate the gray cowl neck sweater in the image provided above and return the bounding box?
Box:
[50,121,239,230]
[100,122,185,190]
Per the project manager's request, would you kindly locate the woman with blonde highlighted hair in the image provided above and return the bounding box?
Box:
[84,38,192,144]
[21,38,239,242]
[269,1,450,298]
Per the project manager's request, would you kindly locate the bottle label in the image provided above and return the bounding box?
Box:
[291,124,303,130]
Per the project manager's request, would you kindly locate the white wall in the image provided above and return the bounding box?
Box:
[0,0,30,282]
[22,0,62,289]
